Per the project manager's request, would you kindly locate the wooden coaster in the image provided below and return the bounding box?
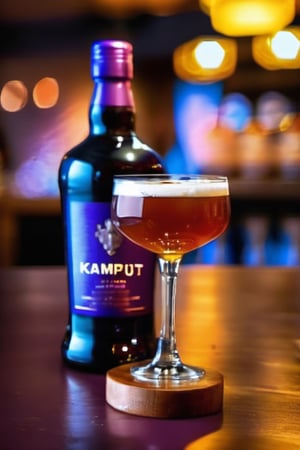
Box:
[106,361,223,418]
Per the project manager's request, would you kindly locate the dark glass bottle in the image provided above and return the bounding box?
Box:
[59,40,164,373]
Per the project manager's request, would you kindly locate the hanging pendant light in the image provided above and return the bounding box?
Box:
[252,27,300,69]
[210,0,296,37]
[173,36,237,82]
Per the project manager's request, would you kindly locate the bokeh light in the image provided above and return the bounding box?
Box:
[194,41,225,69]
[33,77,59,108]
[271,31,300,60]
[0,80,28,112]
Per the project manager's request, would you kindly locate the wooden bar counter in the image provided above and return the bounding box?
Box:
[1,266,300,449]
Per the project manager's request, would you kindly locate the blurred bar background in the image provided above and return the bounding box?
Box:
[0,0,300,266]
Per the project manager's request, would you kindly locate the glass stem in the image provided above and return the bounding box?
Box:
[152,257,183,369]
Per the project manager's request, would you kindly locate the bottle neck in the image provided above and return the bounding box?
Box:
[89,79,136,135]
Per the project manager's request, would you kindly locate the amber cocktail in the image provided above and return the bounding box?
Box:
[112,174,230,382]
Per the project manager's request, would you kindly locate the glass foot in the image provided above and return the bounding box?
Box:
[130,361,206,382]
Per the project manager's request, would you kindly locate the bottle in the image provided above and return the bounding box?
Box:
[58,40,164,372]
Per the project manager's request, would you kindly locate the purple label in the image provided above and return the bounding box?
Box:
[69,201,155,317]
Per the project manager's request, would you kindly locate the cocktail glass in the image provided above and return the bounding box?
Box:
[112,174,230,382]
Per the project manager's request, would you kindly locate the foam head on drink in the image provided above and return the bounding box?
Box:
[114,177,229,198]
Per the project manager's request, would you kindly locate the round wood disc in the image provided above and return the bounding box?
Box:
[106,362,223,418]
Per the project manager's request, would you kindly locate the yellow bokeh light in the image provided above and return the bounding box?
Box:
[252,26,300,70]
[271,31,300,60]
[198,0,213,14]
[194,41,225,69]
[173,36,237,82]
[211,0,295,36]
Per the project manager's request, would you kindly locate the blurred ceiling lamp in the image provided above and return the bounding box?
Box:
[199,0,212,14]
[210,0,296,36]
[173,36,237,82]
[252,27,300,69]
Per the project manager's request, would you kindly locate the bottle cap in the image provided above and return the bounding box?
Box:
[91,40,133,79]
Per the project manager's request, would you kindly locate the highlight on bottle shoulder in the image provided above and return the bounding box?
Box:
[112,175,230,261]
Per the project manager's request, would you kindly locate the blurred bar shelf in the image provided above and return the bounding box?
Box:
[229,179,300,200]
[0,192,60,266]
[0,193,60,214]
[0,179,300,266]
